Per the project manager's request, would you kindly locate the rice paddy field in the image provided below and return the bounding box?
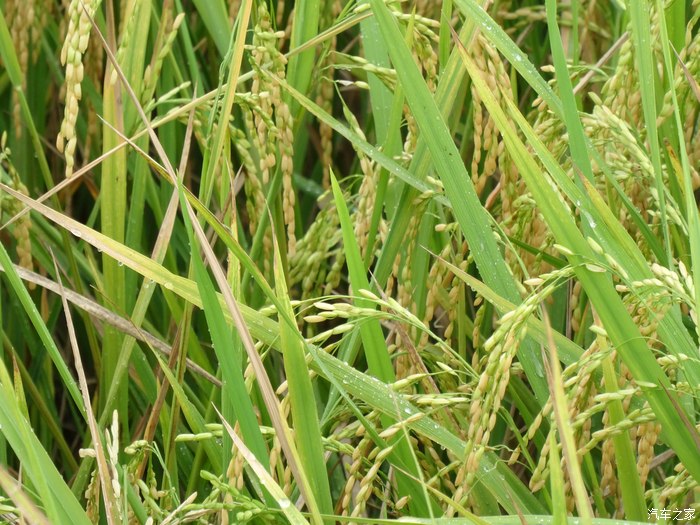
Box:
[1,0,700,523]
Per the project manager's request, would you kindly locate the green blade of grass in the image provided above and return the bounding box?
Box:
[119,0,152,133]
[200,0,252,206]
[453,0,666,263]
[438,0,454,71]
[53,256,120,525]
[178,184,271,474]
[461,15,700,388]
[600,353,646,521]
[1,5,104,382]
[0,358,91,525]
[150,351,223,472]
[367,0,549,401]
[191,0,231,57]
[0,332,78,473]
[453,0,560,113]
[330,171,436,516]
[329,173,394,383]
[215,406,309,525]
[543,311,593,524]
[302,338,546,515]
[2,181,547,515]
[101,188,181,425]
[177,178,323,522]
[357,0,399,146]
[371,18,471,303]
[271,235,333,520]
[0,466,51,525]
[652,0,700,372]
[0,238,84,414]
[548,431,567,525]
[456,36,700,485]
[0,8,58,192]
[500,93,700,387]
[544,0,594,183]
[100,18,129,415]
[627,0,672,263]
[366,0,507,296]
[286,0,321,120]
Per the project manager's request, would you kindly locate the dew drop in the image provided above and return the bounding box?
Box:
[534,360,545,378]
[164,282,174,290]
[279,499,291,509]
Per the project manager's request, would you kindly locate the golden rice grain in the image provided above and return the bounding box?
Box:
[57,0,102,178]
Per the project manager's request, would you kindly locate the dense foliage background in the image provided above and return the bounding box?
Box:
[1,0,699,523]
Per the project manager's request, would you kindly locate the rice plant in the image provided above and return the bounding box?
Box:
[0,0,699,523]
